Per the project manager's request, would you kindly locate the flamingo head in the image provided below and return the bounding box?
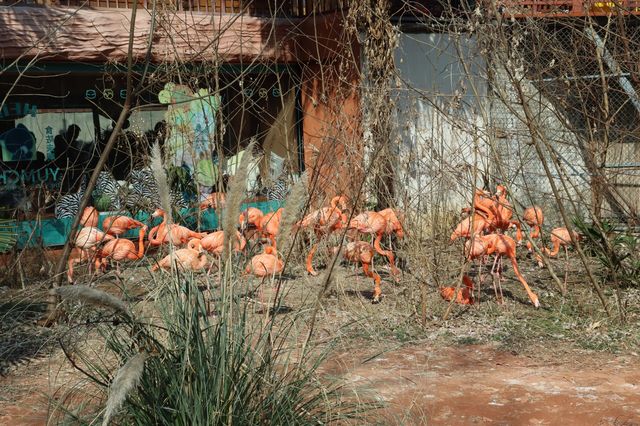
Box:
[188,238,203,253]
[152,208,165,218]
[331,195,349,212]
[495,185,507,197]
[264,246,276,255]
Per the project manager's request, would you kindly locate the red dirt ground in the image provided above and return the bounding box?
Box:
[4,343,639,425]
[324,343,640,425]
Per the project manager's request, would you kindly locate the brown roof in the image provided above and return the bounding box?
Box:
[0,6,351,63]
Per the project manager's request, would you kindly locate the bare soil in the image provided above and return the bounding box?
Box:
[1,248,640,425]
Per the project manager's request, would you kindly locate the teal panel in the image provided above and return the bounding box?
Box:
[15,200,283,248]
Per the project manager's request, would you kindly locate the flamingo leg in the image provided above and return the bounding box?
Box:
[363,262,382,303]
[373,232,400,281]
[491,255,503,304]
[564,245,569,289]
[509,255,540,308]
[306,243,319,276]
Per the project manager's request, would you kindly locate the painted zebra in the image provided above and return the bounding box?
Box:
[266,172,291,201]
[126,169,188,213]
[55,175,87,219]
[92,171,121,211]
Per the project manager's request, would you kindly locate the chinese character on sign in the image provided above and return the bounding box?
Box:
[45,126,55,160]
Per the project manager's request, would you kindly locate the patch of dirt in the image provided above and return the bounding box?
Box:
[324,343,640,425]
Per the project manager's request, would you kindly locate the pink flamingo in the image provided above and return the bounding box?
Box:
[200,230,247,275]
[298,196,348,276]
[258,208,283,248]
[68,227,115,283]
[349,211,400,280]
[477,233,540,307]
[245,246,284,303]
[340,241,383,303]
[102,215,147,238]
[80,206,99,228]
[96,226,147,275]
[148,209,207,247]
[151,238,208,272]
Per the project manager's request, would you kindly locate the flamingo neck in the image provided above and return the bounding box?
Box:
[137,228,146,258]
[149,214,168,244]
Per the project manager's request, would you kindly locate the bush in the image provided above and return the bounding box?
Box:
[57,276,367,425]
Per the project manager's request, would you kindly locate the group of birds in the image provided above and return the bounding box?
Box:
[445,184,580,308]
[65,193,405,304]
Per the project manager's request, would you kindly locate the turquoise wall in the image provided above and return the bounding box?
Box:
[15,200,283,249]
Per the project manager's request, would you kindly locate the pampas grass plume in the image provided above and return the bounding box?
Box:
[276,171,309,252]
[102,352,148,426]
[222,138,256,256]
[54,286,130,317]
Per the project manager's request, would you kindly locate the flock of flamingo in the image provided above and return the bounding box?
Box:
[66,185,577,306]
[66,194,404,303]
[444,184,580,308]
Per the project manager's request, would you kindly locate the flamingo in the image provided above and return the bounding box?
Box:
[148,209,207,247]
[516,206,544,250]
[238,207,264,231]
[200,230,247,275]
[151,238,208,272]
[298,196,348,276]
[96,226,147,275]
[102,215,147,238]
[450,212,491,241]
[378,208,405,239]
[258,208,283,248]
[348,211,400,280]
[440,275,475,305]
[199,192,226,210]
[340,241,383,303]
[479,233,540,308]
[80,206,99,228]
[67,248,91,283]
[68,227,115,283]
[535,227,580,286]
[245,246,284,303]
[75,227,115,252]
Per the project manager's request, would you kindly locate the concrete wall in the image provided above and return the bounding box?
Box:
[392,32,488,213]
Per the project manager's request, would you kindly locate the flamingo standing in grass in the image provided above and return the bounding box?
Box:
[298,196,348,276]
[68,227,115,283]
[148,209,207,247]
[478,233,540,308]
[246,246,284,303]
[378,208,405,239]
[535,227,580,286]
[349,211,400,280]
[96,226,147,275]
[102,215,147,238]
[151,238,208,272]
[450,212,491,241]
[517,206,544,250]
[340,241,383,303]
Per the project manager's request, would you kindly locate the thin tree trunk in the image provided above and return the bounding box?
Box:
[39,1,139,327]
